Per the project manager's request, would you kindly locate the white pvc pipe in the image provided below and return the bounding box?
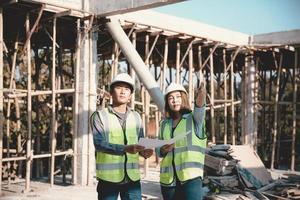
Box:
[106,17,165,112]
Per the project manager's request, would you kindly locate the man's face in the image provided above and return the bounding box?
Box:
[111,82,132,105]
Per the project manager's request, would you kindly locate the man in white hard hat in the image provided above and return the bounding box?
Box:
[90,73,153,200]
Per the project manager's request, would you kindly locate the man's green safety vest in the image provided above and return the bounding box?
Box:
[95,108,141,183]
[159,113,207,185]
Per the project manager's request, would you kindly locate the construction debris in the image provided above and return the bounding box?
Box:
[203,145,300,200]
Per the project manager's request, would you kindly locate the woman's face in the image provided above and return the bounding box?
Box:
[167,91,182,112]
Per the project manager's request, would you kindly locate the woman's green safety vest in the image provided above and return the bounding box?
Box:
[159,113,207,185]
[95,108,141,183]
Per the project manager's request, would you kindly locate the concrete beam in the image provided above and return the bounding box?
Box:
[29,0,184,15]
[252,29,300,46]
[117,10,250,46]
[90,0,185,16]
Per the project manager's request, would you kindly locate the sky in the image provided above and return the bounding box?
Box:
[153,0,300,35]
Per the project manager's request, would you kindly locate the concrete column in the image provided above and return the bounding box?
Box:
[76,19,97,186]
[243,53,256,145]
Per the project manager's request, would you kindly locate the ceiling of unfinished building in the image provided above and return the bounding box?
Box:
[29,0,185,15]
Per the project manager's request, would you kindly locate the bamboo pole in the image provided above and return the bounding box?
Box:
[0,7,4,196]
[25,12,32,192]
[223,49,228,144]
[176,42,180,84]
[72,19,81,185]
[271,52,282,170]
[291,49,298,171]
[209,48,215,143]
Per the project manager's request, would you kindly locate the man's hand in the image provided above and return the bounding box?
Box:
[195,82,206,107]
[124,145,145,154]
[160,144,175,155]
[140,149,153,159]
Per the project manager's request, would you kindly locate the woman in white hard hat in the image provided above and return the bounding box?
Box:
[156,82,207,200]
[90,73,153,200]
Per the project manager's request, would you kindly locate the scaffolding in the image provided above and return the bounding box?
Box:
[0,2,299,196]
[0,1,94,194]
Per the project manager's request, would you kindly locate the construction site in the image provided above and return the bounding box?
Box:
[0,0,299,199]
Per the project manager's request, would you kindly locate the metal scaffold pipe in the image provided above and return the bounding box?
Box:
[106,17,165,113]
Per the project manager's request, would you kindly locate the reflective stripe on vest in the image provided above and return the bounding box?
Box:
[95,108,140,183]
[160,113,207,184]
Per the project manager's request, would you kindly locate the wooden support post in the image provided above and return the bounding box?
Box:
[145,34,159,62]
[197,46,206,88]
[223,49,228,144]
[253,57,259,150]
[0,7,4,196]
[231,53,235,145]
[209,48,215,144]
[199,43,219,70]
[25,12,32,192]
[143,34,150,177]
[176,42,180,84]
[50,17,57,187]
[5,34,19,185]
[271,52,282,170]
[179,39,195,68]
[161,39,168,93]
[188,45,193,106]
[291,49,298,171]
[22,5,44,54]
[130,32,136,109]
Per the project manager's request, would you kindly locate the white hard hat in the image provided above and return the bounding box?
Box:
[110,73,135,91]
[165,83,187,97]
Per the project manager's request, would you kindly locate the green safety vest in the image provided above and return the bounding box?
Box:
[159,113,207,185]
[95,108,141,183]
